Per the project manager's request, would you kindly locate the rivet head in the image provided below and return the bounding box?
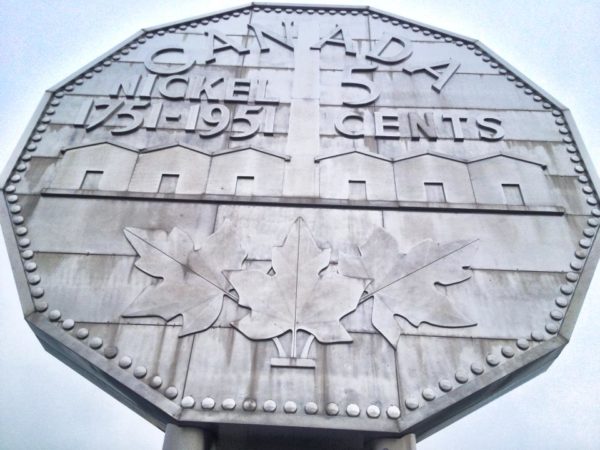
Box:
[405,397,419,410]
[325,402,339,416]
[34,301,48,312]
[486,354,500,366]
[367,405,381,418]
[546,322,559,334]
[555,296,569,308]
[18,238,30,247]
[284,401,298,414]
[242,398,257,411]
[439,379,453,392]
[15,227,28,236]
[501,346,515,358]
[12,215,24,224]
[76,328,89,339]
[587,197,598,206]
[263,400,277,413]
[27,274,41,285]
[104,346,118,359]
[119,356,133,369]
[560,284,574,295]
[133,366,147,378]
[386,405,401,419]
[455,370,469,383]
[30,287,44,300]
[422,388,436,401]
[583,228,596,238]
[222,398,236,410]
[7,194,18,203]
[346,403,360,417]
[164,386,178,399]
[89,337,103,349]
[588,218,600,227]
[304,402,318,415]
[61,319,75,330]
[566,272,579,282]
[516,338,530,350]
[5,185,16,193]
[201,397,215,409]
[21,249,34,259]
[570,260,584,271]
[550,310,564,320]
[471,362,484,375]
[24,261,37,272]
[575,249,588,259]
[531,330,545,342]
[181,396,195,409]
[48,309,61,321]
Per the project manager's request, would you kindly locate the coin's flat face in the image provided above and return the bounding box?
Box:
[2,4,597,440]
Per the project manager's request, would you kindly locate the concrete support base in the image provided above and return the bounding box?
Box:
[163,424,210,450]
[369,434,417,450]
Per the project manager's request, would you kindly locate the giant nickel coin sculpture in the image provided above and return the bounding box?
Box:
[2,4,598,449]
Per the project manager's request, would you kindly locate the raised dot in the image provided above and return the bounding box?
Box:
[366,405,381,418]
[346,403,360,416]
[516,81,525,88]
[15,227,28,236]
[10,204,21,213]
[550,310,564,320]
[201,397,215,409]
[18,238,30,247]
[555,296,569,308]
[263,400,277,412]
[592,208,600,217]
[587,197,598,206]
[31,287,44,298]
[61,318,75,330]
[580,237,592,248]
[22,249,34,259]
[455,370,469,383]
[10,174,21,182]
[574,165,585,173]
[16,163,27,172]
[133,366,147,378]
[76,328,89,339]
[405,397,419,410]
[12,216,24,224]
[242,398,256,411]
[487,354,501,366]
[471,362,484,375]
[89,337,103,349]
[119,356,133,369]
[575,249,588,259]
[27,143,37,151]
[304,402,318,415]
[566,272,579,282]
[165,386,178,399]
[583,228,596,238]
[501,346,515,358]
[583,186,594,194]
[533,95,543,102]
[531,330,545,342]
[181,396,195,408]
[34,301,48,312]
[325,402,339,416]
[284,401,298,414]
[7,194,18,203]
[222,398,236,410]
[578,175,589,183]
[24,261,37,272]
[546,322,559,334]
[516,338,530,350]
[570,260,584,271]
[588,218,599,227]
[5,185,16,193]
[560,284,574,295]
[386,405,401,419]
[422,388,436,401]
[543,102,552,109]
[439,379,453,392]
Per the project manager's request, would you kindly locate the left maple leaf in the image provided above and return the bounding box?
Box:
[122,222,246,337]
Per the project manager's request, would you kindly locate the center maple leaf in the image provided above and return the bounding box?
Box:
[227,218,366,347]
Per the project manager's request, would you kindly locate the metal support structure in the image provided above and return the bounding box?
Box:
[369,434,417,450]
[163,424,210,450]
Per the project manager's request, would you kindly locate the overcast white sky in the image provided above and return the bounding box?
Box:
[1,1,599,449]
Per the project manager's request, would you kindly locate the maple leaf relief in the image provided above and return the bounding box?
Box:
[122,222,246,337]
[340,228,478,348]
[227,218,366,350]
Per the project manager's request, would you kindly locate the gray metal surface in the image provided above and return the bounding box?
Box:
[1,3,598,448]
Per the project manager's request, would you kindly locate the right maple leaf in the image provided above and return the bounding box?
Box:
[340,228,478,348]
